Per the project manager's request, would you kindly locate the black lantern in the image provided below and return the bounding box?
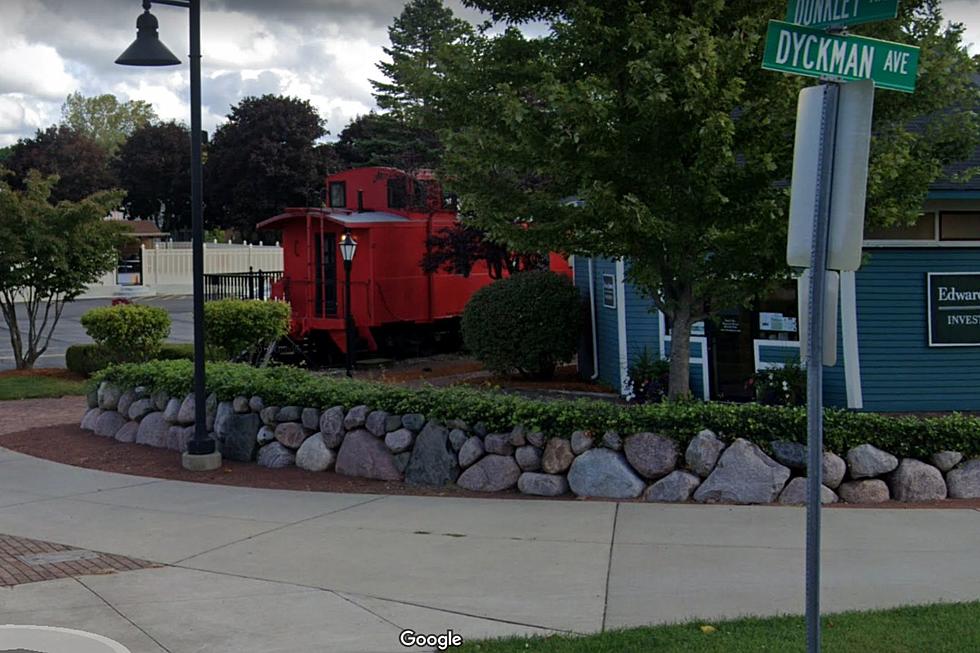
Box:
[339,230,358,263]
[339,230,357,377]
[115,4,181,66]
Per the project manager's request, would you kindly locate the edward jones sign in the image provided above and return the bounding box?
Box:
[928,272,980,347]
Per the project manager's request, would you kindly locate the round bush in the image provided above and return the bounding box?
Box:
[462,271,582,379]
[203,299,291,363]
[80,304,171,363]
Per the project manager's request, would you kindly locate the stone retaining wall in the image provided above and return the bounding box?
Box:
[80,382,980,504]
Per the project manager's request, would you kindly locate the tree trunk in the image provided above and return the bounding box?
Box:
[666,289,696,400]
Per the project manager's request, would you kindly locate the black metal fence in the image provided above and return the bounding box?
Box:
[204,268,284,301]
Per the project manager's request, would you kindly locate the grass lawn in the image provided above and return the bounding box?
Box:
[458,602,980,653]
[0,369,88,401]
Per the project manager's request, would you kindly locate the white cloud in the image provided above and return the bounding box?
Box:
[0,39,79,100]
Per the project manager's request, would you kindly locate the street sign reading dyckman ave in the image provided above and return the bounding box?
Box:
[786,0,899,29]
[763,20,919,92]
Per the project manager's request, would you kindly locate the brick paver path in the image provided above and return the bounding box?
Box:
[0,533,159,587]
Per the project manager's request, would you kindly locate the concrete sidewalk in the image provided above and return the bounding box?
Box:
[0,448,977,653]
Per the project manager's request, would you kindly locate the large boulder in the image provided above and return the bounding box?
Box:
[116,390,136,418]
[114,421,139,444]
[163,397,181,423]
[685,429,725,478]
[365,410,390,437]
[335,429,402,481]
[623,432,678,480]
[217,412,262,462]
[256,425,276,446]
[644,470,701,503]
[777,477,838,505]
[86,387,99,409]
[822,452,847,489]
[276,406,303,422]
[80,408,103,431]
[166,425,195,452]
[274,422,310,449]
[257,442,296,469]
[693,439,790,504]
[931,451,963,473]
[515,446,542,472]
[176,394,196,425]
[136,412,170,448]
[483,433,514,456]
[319,406,345,442]
[296,433,336,472]
[127,398,155,421]
[541,438,574,474]
[947,460,980,499]
[458,436,485,468]
[213,401,234,437]
[518,472,569,497]
[97,382,121,411]
[570,431,594,454]
[889,458,947,502]
[457,455,521,492]
[384,428,415,454]
[567,449,645,499]
[404,422,459,486]
[94,411,128,438]
[260,406,279,426]
[838,479,890,503]
[401,413,426,431]
[846,444,898,479]
[232,396,250,413]
[449,429,468,452]
[248,396,265,412]
[770,441,806,470]
[343,405,370,430]
[301,407,321,431]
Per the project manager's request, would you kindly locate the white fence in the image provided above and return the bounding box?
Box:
[141,243,283,290]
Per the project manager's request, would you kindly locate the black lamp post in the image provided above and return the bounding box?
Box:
[118,0,218,468]
[339,230,358,377]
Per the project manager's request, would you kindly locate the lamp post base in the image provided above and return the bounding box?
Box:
[181,450,222,471]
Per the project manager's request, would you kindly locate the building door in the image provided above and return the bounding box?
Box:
[313,232,337,317]
[710,309,755,401]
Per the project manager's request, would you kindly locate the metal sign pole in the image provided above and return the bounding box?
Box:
[805,80,839,653]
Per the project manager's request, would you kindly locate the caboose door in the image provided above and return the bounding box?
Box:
[314,231,338,317]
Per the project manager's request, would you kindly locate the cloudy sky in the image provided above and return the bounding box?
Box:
[1,0,979,147]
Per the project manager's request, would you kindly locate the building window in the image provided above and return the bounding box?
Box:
[602,273,616,308]
[329,182,346,208]
[864,213,935,240]
[387,177,408,209]
[940,212,980,241]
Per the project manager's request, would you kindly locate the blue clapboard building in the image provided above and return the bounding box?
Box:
[574,160,980,412]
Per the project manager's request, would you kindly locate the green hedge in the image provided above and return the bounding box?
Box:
[67,343,195,376]
[80,304,171,363]
[92,360,980,459]
[204,299,291,362]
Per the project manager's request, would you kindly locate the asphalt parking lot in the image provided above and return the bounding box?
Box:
[0,296,193,371]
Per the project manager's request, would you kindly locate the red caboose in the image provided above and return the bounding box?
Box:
[259,167,567,358]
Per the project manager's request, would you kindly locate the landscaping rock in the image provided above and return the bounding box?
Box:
[136,412,169,448]
[771,441,806,470]
[217,412,261,462]
[114,421,139,444]
[404,422,458,486]
[394,452,412,473]
[448,428,468,452]
[570,430,594,454]
[602,431,623,451]
[446,418,469,431]
[276,405,303,422]
[385,414,403,433]
[205,394,218,432]
[86,388,99,409]
[94,411,127,438]
[838,479,890,503]
[166,425,195,452]
[384,428,415,454]
[777,477,838,505]
[515,445,542,472]
[509,425,527,447]
[518,472,569,497]
[256,425,276,446]
[542,438,574,474]
[163,398,181,423]
[644,470,701,503]
[151,390,169,412]
[931,451,963,473]
[302,407,321,431]
[116,391,135,418]
[319,406,345,439]
[258,442,295,469]
[402,413,426,431]
[127,398,155,421]
[97,383,121,411]
[473,422,488,437]
[213,402,234,436]
[336,429,401,481]
[846,444,898,479]
[365,410,389,437]
[177,394,196,425]
[260,406,279,427]
[693,439,790,504]
[458,436,485,468]
[685,429,725,478]
[320,429,344,449]
[296,433,335,472]
[484,433,514,456]
[232,396,250,413]
[568,449,645,499]
[947,459,980,499]
[457,455,521,492]
[822,452,847,489]
[344,405,370,430]
[248,396,265,412]
[274,422,310,449]
[624,432,678,480]
[80,408,102,431]
[889,458,947,502]
[527,431,546,448]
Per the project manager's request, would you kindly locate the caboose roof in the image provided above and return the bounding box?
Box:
[257,208,409,230]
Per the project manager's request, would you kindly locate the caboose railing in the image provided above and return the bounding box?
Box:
[204,268,284,301]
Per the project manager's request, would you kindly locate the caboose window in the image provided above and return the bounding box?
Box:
[387,177,407,209]
[329,182,346,208]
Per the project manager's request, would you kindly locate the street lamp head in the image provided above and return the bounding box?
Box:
[115,6,181,66]
[339,230,358,263]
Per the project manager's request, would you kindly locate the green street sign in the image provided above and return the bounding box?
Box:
[786,0,899,29]
[762,20,919,92]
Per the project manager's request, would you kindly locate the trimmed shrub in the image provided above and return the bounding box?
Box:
[203,299,291,363]
[80,304,171,363]
[94,360,980,459]
[462,271,581,379]
[66,342,194,376]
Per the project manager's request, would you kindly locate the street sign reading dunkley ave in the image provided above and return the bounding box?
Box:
[786,0,899,29]
[763,20,919,92]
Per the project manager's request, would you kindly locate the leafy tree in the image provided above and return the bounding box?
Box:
[0,172,128,369]
[335,113,442,171]
[114,121,191,233]
[417,0,979,398]
[205,95,325,239]
[60,92,157,155]
[372,0,473,123]
[0,146,12,165]
[5,126,117,203]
